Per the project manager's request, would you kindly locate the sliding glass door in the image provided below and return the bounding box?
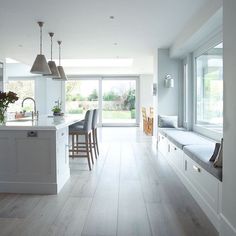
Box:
[65,80,99,116]
[102,79,137,125]
[65,77,139,126]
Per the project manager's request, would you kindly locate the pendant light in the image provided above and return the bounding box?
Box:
[30,22,52,75]
[56,40,68,81]
[44,32,60,78]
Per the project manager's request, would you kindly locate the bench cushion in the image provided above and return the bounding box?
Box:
[183,145,222,181]
[158,128,185,137]
[164,130,214,149]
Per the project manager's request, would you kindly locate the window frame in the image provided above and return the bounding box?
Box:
[192,33,223,141]
[6,77,36,113]
[183,58,189,128]
[65,75,140,127]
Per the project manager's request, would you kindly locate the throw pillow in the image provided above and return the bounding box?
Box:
[210,143,221,162]
[213,138,223,168]
[158,115,178,128]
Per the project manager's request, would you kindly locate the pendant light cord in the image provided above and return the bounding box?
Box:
[40,25,42,54]
[50,36,53,60]
[58,41,62,66]
[38,22,44,55]
[59,44,61,66]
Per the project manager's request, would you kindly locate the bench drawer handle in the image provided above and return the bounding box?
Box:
[193,165,201,173]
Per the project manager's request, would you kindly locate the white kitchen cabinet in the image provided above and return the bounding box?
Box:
[0,115,82,194]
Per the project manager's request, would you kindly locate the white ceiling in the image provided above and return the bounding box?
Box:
[0,0,212,74]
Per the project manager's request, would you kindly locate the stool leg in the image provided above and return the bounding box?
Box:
[85,133,91,171]
[89,132,94,164]
[72,134,75,159]
[95,128,99,155]
[76,134,79,154]
[92,129,98,159]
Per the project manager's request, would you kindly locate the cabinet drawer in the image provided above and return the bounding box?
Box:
[57,127,68,141]
[184,154,219,212]
[158,133,168,156]
[169,143,183,172]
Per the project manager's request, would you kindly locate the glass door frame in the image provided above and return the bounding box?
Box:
[65,75,140,127]
[100,76,140,127]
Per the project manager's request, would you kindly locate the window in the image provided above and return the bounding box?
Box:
[6,80,35,113]
[65,80,99,115]
[195,42,223,132]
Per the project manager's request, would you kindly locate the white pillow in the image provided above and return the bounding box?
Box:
[158,115,178,128]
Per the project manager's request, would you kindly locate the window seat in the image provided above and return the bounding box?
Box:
[183,145,222,181]
[159,128,222,180]
[158,128,222,231]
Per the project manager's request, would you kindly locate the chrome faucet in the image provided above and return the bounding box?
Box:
[21,97,38,120]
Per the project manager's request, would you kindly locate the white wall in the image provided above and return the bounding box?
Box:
[220,1,236,235]
[139,74,154,130]
[157,48,183,126]
[170,0,222,58]
[139,74,153,118]
[45,79,63,114]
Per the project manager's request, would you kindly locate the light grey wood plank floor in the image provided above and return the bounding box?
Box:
[0,127,218,236]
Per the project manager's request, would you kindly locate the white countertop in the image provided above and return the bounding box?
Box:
[0,115,83,130]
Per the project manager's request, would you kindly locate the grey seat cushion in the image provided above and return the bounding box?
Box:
[183,145,222,181]
[69,124,84,132]
[158,128,186,137]
[164,130,213,149]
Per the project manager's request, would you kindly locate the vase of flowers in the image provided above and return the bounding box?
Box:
[0,91,19,124]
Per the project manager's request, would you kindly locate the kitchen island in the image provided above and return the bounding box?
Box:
[0,115,82,194]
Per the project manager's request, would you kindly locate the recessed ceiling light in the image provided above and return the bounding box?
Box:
[109,16,115,19]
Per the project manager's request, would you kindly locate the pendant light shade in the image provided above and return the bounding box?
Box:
[30,22,52,75]
[44,32,60,78]
[57,66,67,80]
[55,41,68,81]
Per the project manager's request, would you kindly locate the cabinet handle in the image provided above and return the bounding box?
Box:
[61,133,64,136]
[185,160,187,171]
[193,165,201,173]
[174,147,177,150]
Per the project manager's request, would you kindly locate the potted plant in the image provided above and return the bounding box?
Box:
[0,91,19,124]
[52,100,63,116]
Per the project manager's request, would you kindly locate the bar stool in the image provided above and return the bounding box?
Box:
[69,110,94,170]
[92,109,99,158]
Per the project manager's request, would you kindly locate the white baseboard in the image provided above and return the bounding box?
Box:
[220,214,236,236]
[0,181,58,194]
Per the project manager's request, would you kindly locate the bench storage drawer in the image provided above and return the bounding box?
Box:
[169,143,183,173]
[158,133,169,156]
[183,153,219,213]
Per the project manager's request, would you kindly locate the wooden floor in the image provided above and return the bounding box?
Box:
[0,127,218,236]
